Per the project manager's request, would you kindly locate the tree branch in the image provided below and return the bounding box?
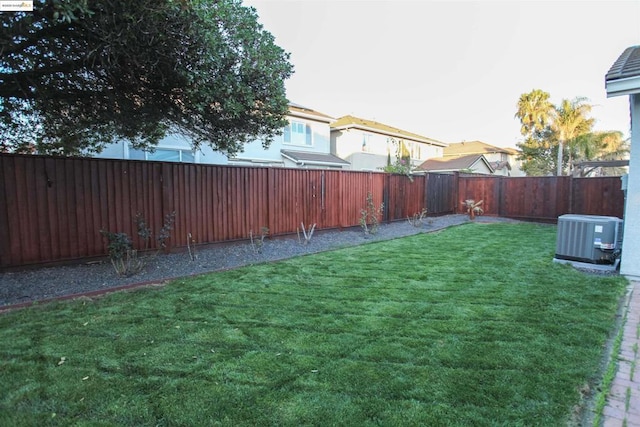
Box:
[0,21,76,56]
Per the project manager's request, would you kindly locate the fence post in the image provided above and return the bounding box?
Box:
[569,175,574,214]
[383,173,390,223]
[423,173,428,212]
[453,172,460,214]
[498,176,504,217]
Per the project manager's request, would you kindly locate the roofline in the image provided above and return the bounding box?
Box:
[330,123,447,147]
[289,109,334,123]
[605,75,640,97]
[444,141,518,155]
[443,150,507,156]
[575,160,629,168]
[419,154,495,173]
[229,156,284,164]
[280,151,349,167]
[472,156,495,173]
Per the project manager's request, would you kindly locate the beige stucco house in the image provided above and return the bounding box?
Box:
[443,141,524,176]
[330,115,447,171]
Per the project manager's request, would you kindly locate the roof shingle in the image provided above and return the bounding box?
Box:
[443,141,517,156]
[417,154,493,172]
[280,150,350,166]
[606,46,640,82]
[331,115,446,147]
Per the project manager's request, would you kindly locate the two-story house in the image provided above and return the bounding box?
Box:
[329,115,447,171]
[93,103,350,169]
[442,141,524,176]
[229,103,349,169]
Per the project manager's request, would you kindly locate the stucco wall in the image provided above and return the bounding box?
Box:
[469,160,493,175]
[93,113,332,167]
[621,94,640,280]
[331,128,444,171]
[237,115,332,163]
[92,134,229,164]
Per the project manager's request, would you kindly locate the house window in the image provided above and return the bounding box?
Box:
[129,147,195,163]
[283,120,312,146]
[409,142,421,159]
[362,133,371,152]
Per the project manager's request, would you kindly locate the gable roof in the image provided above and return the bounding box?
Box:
[288,102,335,123]
[330,115,447,147]
[605,46,640,97]
[417,154,494,173]
[444,141,517,157]
[490,160,511,171]
[280,149,350,167]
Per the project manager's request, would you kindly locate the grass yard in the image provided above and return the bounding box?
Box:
[0,222,628,426]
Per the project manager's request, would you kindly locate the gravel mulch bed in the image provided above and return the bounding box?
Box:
[0,215,524,308]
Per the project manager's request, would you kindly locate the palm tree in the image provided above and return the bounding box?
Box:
[551,97,594,175]
[572,130,629,176]
[515,89,553,137]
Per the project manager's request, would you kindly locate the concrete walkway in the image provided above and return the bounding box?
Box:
[603,280,640,426]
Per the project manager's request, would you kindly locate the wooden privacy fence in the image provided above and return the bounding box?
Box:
[457,174,625,221]
[0,154,626,268]
[0,154,444,268]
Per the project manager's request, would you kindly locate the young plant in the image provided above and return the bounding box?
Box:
[99,210,177,276]
[462,199,484,220]
[250,226,269,253]
[135,211,175,252]
[187,232,197,261]
[359,192,384,235]
[407,208,428,227]
[157,211,176,250]
[135,212,153,251]
[99,230,145,276]
[297,222,316,245]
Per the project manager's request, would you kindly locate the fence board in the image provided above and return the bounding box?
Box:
[386,174,426,221]
[0,154,626,269]
[426,173,456,215]
[4,156,22,264]
[572,177,625,217]
[458,174,501,215]
[0,156,10,265]
[500,177,569,221]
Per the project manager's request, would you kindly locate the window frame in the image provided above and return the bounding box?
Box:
[128,146,196,163]
[283,120,313,147]
[362,133,372,152]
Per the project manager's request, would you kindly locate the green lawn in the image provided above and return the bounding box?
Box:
[0,223,627,426]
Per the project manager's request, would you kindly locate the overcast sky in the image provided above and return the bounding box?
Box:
[243,0,640,148]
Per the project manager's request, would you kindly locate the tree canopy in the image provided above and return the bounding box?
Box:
[0,0,293,156]
[514,89,627,176]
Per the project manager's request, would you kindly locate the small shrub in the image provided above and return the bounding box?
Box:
[99,230,144,276]
[381,159,414,182]
[407,208,428,227]
[157,211,176,249]
[100,210,176,276]
[462,199,484,220]
[135,212,152,250]
[250,226,269,253]
[359,192,384,235]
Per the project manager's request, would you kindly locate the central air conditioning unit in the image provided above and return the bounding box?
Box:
[554,214,623,266]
